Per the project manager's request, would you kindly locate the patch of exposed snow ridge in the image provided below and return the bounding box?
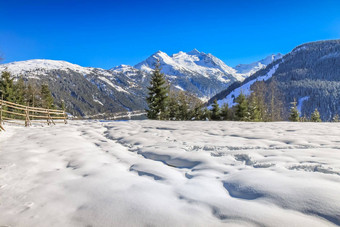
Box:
[234,53,283,77]
[98,77,129,94]
[0,59,94,77]
[217,63,281,108]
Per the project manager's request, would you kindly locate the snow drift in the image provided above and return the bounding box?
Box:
[0,121,339,226]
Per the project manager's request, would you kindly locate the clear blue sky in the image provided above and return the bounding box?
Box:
[1,0,340,69]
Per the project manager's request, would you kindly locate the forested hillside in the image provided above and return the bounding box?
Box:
[210,40,340,121]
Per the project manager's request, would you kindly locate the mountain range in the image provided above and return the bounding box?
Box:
[0,50,279,117]
[209,40,340,121]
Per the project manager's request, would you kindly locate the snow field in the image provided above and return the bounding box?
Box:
[0,121,339,226]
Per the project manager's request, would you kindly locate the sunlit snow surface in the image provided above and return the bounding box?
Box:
[0,121,339,226]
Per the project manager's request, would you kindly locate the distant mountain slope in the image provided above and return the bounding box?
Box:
[0,60,148,117]
[234,53,283,77]
[0,51,282,117]
[135,50,282,99]
[209,40,340,121]
[134,50,244,99]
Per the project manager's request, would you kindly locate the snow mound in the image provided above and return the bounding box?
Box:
[0,121,339,226]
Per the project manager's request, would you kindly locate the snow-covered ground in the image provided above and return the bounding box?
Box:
[0,121,339,227]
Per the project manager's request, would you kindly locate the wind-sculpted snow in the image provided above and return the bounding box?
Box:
[0,121,339,226]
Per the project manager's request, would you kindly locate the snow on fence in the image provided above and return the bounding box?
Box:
[0,99,67,130]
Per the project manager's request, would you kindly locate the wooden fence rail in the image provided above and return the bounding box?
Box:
[0,99,67,131]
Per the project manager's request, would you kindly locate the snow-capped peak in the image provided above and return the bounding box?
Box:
[260,53,284,65]
[0,59,95,76]
[110,64,136,72]
[187,48,201,55]
[135,49,237,79]
[133,49,243,99]
[234,53,283,77]
[0,59,118,79]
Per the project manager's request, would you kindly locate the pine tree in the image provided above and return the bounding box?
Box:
[333,114,339,122]
[300,115,309,122]
[248,94,261,121]
[266,78,284,121]
[177,91,189,120]
[192,103,204,120]
[249,82,268,121]
[41,84,54,109]
[146,62,169,120]
[289,99,300,122]
[202,107,211,121]
[26,83,39,107]
[211,100,221,120]
[167,91,179,120]
[61,100,66,111]
[0,71,15,102]
[220,103,229,120]
[311,108,321,122]
[235,93,249,121]
[14,77,26,105]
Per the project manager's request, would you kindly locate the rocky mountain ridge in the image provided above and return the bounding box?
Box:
[0,51,281,117]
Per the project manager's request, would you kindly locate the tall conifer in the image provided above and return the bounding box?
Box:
[146,62,169,120]
[0,71,15,102]
[220,103,229,120]
[311,108,321,122]
[41,84,54,109]
[235,93,249,121]
[211,100,221,120]
[289,99,300,122]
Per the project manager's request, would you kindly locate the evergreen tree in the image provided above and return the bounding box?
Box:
[202,107,211,121]
[248,94,261,121]
[333,114,339,122]
[192,103,204,120]
[249,82,268,121]
[211,100,221,120]
[146,62,169,120]
[220,103,229,120]
[311,108,321,122]
[41,84,54,109]
[300,115,309,122]
[14,77,26,105]
[177,91,189,120]
[26,83,39,107]
[235,93,249,121]
[289,99,300,122]
[167,91,179,120]
[0,71,15,102]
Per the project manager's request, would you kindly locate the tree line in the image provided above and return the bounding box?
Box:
[146,64,338,122]
[146,63,282,121]
[0,71,56,109]
[288,99,339,122]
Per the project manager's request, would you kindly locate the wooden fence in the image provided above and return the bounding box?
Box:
[0,99,67,131]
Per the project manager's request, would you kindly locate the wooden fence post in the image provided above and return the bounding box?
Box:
[47,109,55,125]
[0,99,3,124]
[0,99,66,128]
[0,99,4,131]
[25,105,31,127]
[63,111,67,124]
